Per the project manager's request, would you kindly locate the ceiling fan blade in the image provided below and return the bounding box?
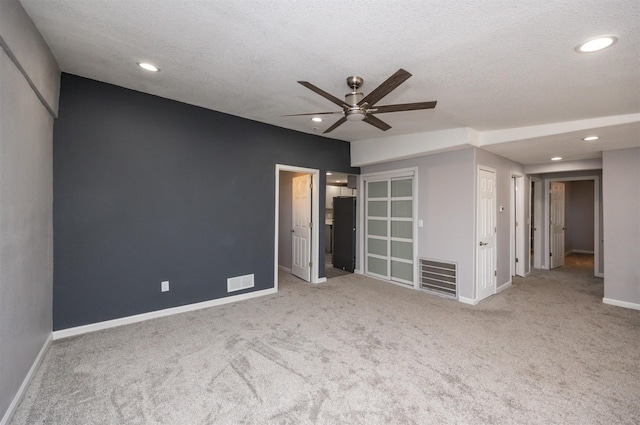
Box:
[298,81,349,109]
[363,114,392,131]
[370,101,437,114]
[323,116,348,133]
[358,69,412,107]
[282,111,341,117]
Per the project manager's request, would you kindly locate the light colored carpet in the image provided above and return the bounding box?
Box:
[10,257,640,424]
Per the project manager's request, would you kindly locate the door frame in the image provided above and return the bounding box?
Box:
[475,165,498,303]
[274,165,323,290]
[542,175,602,277]
[530,176,543,270]
[510,172,526,278]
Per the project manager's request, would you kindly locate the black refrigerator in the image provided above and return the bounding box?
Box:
[332,196,356,272]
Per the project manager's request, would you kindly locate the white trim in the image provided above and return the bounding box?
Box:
[496,280,512,293]
[531,176,544,269]
[476,165,498,301]
[53,288,276,340]
[510,172,526,278]
[316,277,327,283]
[603,297,640,311]
[274,165,322,287]
[458,296,478,305]
[543,175,601,277]
[0,334,52,425]
[278,265,292,274]
[570,249,595,254]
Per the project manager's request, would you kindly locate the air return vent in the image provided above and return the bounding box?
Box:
[227,274,254,293]
[419,259,457,298]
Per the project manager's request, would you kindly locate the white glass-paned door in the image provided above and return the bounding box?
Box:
[365,176,414,286]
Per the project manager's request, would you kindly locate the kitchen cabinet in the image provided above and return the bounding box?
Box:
[340,187,356,196]
[326,185,340,209]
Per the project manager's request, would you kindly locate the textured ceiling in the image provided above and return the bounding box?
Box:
[20,0,640,164]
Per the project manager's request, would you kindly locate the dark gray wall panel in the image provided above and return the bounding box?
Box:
[53,74,358,330]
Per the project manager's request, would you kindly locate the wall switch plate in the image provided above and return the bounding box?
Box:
[161,281,169,292]
[418,219,424,228]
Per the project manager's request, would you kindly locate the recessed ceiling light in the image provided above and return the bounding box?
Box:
[336,180,341,183]
[551,156,563,161]
[138,62,159,72]
[575,36,618,53]
[583,136,599,141]
[312,117,323,122]
[326,172,332,175]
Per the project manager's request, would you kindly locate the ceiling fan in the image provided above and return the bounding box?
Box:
[287,69,437,134]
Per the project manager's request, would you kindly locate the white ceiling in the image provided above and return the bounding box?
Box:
[20,0,640,165]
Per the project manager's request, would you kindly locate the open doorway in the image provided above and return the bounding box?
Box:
[275,165,322,289]
[541,176,602,277]
[325,171,357,279]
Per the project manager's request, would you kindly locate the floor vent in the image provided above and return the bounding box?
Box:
[227,274,254,293]
[419,259,457,298]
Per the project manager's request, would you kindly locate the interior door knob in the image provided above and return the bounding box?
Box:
[479,242,488,246]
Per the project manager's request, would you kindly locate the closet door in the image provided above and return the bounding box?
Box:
[389,178,414,285]
[365,180,389,279]
[365,175,415,286]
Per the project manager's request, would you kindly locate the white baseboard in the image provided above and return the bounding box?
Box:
[315,277,327,283]
[571,249,595,254]
[497,281,512,293]
[354,268,363,275]
[278,265,292,273]
[1,333,52,425]
[595,272,604,278]
[458,296,478,305]
[53,288,277,340]
[602,297,640,311]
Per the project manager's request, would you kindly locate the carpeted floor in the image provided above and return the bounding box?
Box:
[10,256,640,424]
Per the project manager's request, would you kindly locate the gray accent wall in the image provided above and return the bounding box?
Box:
[53,74,358,330]
[603,147,640,306]
[0,0,59,421]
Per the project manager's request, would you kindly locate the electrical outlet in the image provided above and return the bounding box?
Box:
[161,281,169,292]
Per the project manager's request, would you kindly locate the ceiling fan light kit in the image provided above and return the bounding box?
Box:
[289,69,437,133]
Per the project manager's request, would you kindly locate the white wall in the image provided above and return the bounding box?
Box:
[0,0,59,422]
[603,147,640,308]
[361,148,477,300]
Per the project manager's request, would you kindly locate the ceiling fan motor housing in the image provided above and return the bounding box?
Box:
[345,91,364,106]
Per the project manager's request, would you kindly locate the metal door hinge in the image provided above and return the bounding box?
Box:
[309,222,313,228]
[515,258,519,263]
[550,252,553,257]
[309,261,313,267]
[494,270,497,276]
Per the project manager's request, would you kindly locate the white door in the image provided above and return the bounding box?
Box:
[477,168,497,301]
[292,174,312,281]
[549,181,565,269]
